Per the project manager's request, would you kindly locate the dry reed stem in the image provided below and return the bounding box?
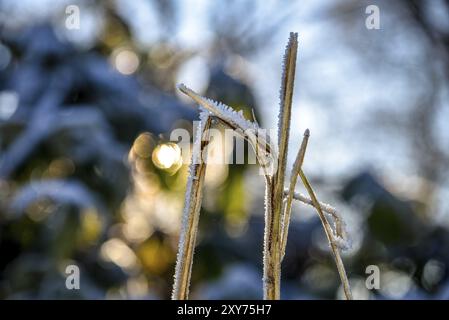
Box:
[288,190,347,244]
[280,129,310,259]
[286,190,336,215]
[298,170,353,300]
[172,116,213,300]
[263,31,298,300]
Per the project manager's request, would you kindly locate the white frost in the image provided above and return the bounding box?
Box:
[178,84,258,132]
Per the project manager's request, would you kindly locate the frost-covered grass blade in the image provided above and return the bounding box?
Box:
[298,170,353,300]
[280,128,309,259]
[263,31,298,300]
[172,114,212,300]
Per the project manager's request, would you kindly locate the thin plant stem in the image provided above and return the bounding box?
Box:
[286,190,347,242]
[298,170,353,300]
[280,129,310,259]
[172,116,213,300]
[284,190,339,217]
[264,32,298,300]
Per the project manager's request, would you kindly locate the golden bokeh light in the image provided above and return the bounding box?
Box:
[132,133,154,159]
[25,198,55,222]
[111,48,140,75]
[122,212,153,243]
[47,157,75,178]
[137,238,175,275]
[126,275,149,298]
[152,143,182,172]
[78,207,103,247]
[100,238,139,272]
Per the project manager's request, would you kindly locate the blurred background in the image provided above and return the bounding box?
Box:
[0,0,449,300]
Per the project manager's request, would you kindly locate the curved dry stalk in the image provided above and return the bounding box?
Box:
[285,190,338,216]
[298,170,353,300]
[280,129,310,259]
[172,115,212,300]
[285,190,349,248]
